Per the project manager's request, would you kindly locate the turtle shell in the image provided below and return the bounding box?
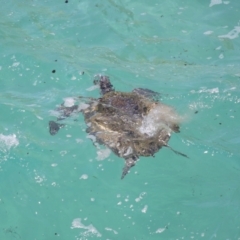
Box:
[82,91,173,160]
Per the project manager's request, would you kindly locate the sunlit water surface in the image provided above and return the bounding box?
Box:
[0,0,240,239]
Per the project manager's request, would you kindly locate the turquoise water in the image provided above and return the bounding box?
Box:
[1,0,240,239]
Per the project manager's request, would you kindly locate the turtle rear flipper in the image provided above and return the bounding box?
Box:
[165,145,189,158]
[49,121,65,135]
[121,157,137,179]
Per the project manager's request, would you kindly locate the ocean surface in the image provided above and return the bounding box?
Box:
[0,0,240,239]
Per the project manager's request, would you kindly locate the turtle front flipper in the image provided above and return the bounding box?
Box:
[49,121,65,135]
[121,157,138,179]
[132,88,160,101]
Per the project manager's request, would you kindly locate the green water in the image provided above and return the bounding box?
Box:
[1,0,240,239]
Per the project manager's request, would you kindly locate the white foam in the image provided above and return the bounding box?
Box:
[96,148,111,161]
[189,101,211,110]
[12,62,20,67]
[86,85,99,91]
[139,104,181,136]
[78,102,89,111]
[63,97,75,107]
[0,134,19,152]
[71,218,101,237]
[219,53,224,59]
[60,150,67,156]
[105,227,118,234]
[209,0,222,7]
[199,87,219,94]
[191,87,219,94]
[48,109,61,118]
[218,26,240,40]
[80,174,88,180]
[156,227,166,233]
[135,192,147,202]
[204,31,213,35]
[141,205,148,213]
[35,115,43,120]
[76,138,83,144]
[33,170,46,185]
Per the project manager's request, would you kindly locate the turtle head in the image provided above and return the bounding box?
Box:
[94,75,114,95]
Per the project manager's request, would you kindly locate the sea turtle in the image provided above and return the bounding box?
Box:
[49,75,188,179]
